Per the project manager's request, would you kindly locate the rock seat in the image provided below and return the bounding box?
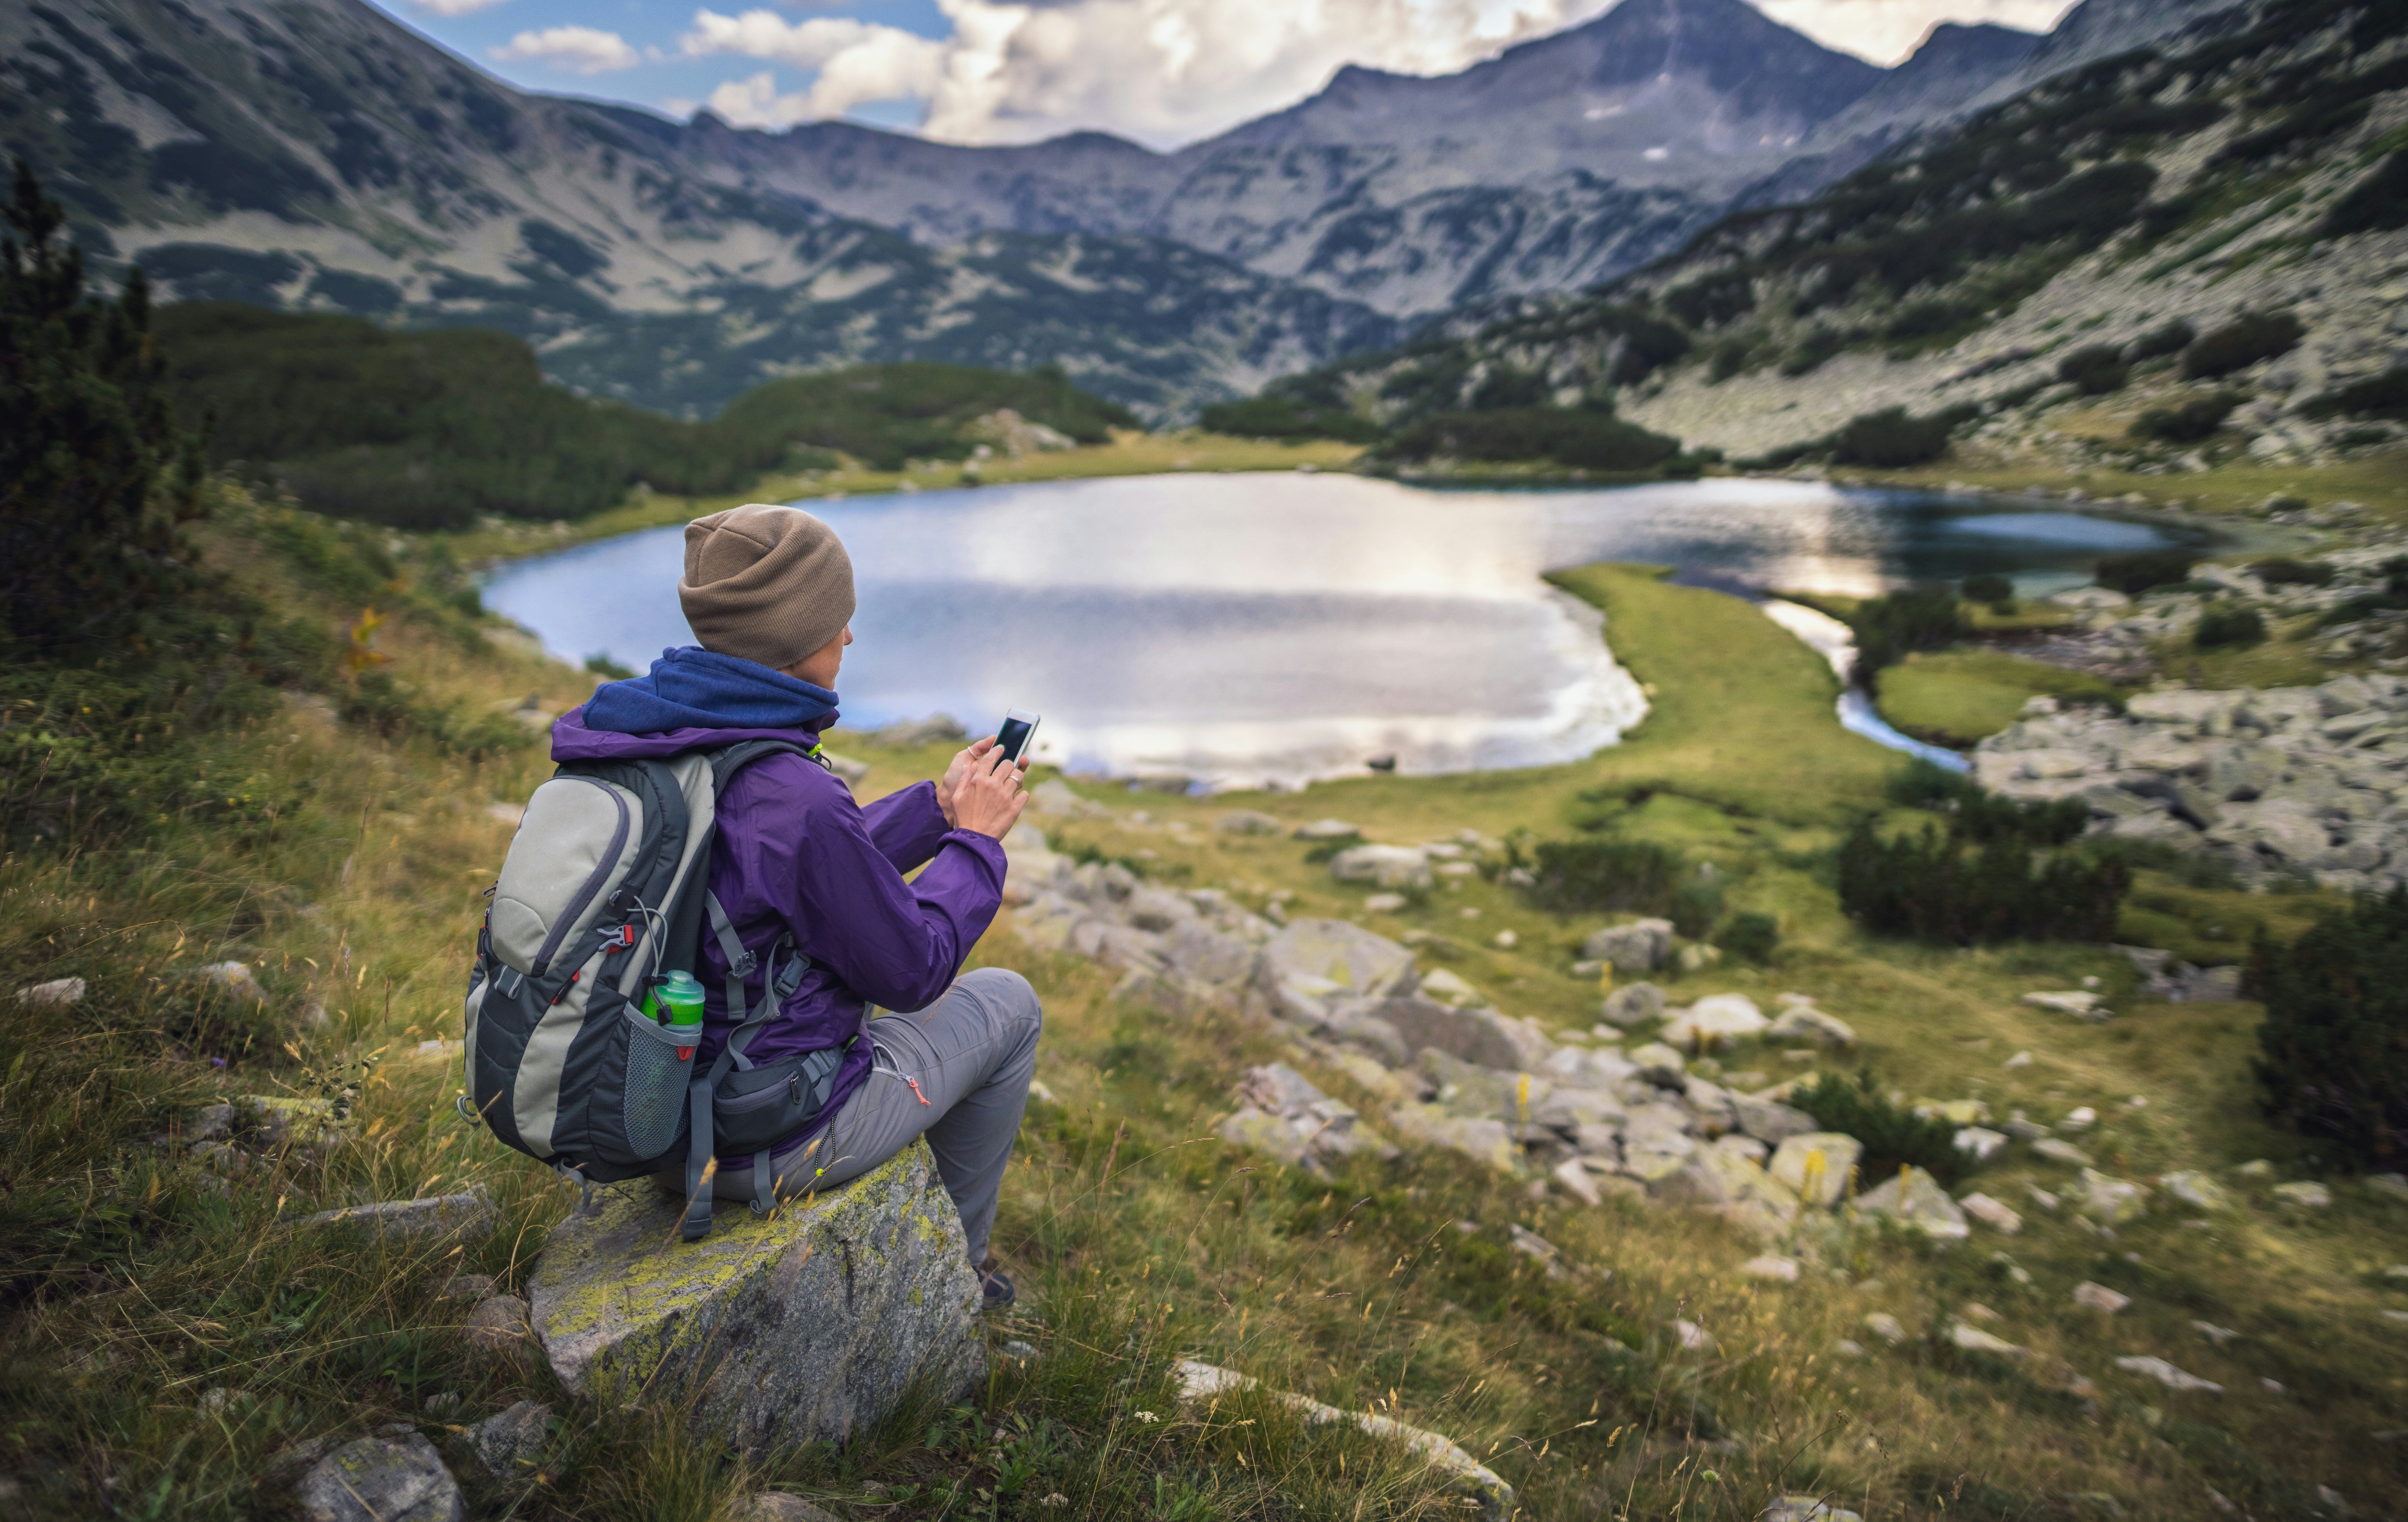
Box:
[528,1142,981,1451]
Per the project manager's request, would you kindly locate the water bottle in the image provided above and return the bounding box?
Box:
[645,971,707,1061]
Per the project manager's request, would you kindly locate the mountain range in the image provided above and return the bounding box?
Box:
[2,0,2236,416]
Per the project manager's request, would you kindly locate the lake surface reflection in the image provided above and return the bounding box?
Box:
[481,473,2186,788]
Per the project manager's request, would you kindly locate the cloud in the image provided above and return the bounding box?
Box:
[410,0,511,17]
[491,26,644,74]
[683,10,948,119]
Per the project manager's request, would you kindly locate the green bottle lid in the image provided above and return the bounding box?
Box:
[657,970,707,1029]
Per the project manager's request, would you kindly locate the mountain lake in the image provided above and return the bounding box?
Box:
[482,473,2196,789]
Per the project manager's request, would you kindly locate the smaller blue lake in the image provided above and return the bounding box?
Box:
[483,474,2194,789]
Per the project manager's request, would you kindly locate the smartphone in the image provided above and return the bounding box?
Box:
[994,708,1041,765]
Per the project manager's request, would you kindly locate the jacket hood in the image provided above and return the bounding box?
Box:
[551,705,835,761]
[581,645,840,737]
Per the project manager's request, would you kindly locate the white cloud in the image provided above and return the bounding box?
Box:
[410,0,511,17]
[679,0,2090,146]
[491,25,644,74]
[1753,0,2080,65]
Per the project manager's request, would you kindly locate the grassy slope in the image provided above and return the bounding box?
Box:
[1874,650,2127,748]
[5,524,2405,1520]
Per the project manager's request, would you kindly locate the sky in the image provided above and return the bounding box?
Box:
[366,0,2084,150]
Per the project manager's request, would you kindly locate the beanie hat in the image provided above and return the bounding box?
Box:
[678,504,856,671]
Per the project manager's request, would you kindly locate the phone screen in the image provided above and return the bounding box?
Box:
[995,714,1037,764]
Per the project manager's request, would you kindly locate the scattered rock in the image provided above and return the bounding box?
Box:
[1769,1133,1862,1208]
[2078,1170,2150,1226]
[2002,1050,2034,1068]
[2027,1185,2060,1211]
[1628,1042,1686,1086]
[1598,982,1668,1028]
[1947,1322,2027,1358]
[2192,1321,2240,1345]
[195,961,267,1002]
[1761,1494,1864,1522]
[463,1401,551,1481]
[743,1497,846,1522]
[820,753,870,787]
[1388,1107,1517,1172]
[2023,990,2109,1021]
[528,1143,983,1451]
[1742,1254,1800,1282]
[1959,1193,2023,1234]
[2073,1282,2132,1315]
[440,1273,496,1300]
[2271,1181,2331,1208]
[1673,1319,1717,1352]
[1852,1167,1970,1241]
[2032,1139,2094,1167]
[869,714,966,748]
[2114,1356,2222,1394]
[1662,994,1768,1051]
[1216,810,1284,835]
[294,1193,492,1242]
[1580,919,1674,972]
[1552,1157,1603,1205]
[2163,1171,2233,1212]
[296,1431,463,1522]
[1216,1064,1385,1171]
[15,976,85,1007]
[1953,1127,2007,1163]
[2059,1107,2098,1133]
[1170,1359,1512,1519]
[1330,844,1433,891]
[1292,819,1361,841]
[1364,892,1407,913]
[1864,1312,1906,1345]
[1765,1004,1856,1048]
[462,1295,533,1369]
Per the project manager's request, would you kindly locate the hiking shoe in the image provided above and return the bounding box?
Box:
[977,1257,1016,1311]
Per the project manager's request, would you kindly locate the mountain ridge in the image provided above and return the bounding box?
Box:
[1,0,2249,414]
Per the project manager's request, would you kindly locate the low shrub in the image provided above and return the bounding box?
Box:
[1781,326,1854,377]
[2250,558,2332,586]
[2181,313,2304,379]
[2194,606,2267,649]
[1195,395,1381,443]
[1517,836,1682,915]
[1706,339,1753,383]
[2318,149,2408,237]
[1886,759,2089,844]
[2131,392,2243,442]
[2299,365,2408,421]
[1791,1070,1973,1187]
[1837,819,2130,945]
[2249,886,2408,1168]
[1849,586,1963,677]
[2057,343,2130,394]
[1714,911,1779,964]
[1829,407,1953,468]
[2125,318,2196,362]
[1962,573,2014,607]
[2095,550,2197,594]
[1667,880,1724,940]
[1382,408,1682,472]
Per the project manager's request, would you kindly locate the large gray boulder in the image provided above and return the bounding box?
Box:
[528,1143,982,1452]
[1581,919,1673,971]
[1258,918,1416,1023]
[297,1431,462,1522]
[1329,844,1434,890]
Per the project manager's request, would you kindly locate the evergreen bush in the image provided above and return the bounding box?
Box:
[1848,586,1963,678]
[1962,574,2014,607]
[1667,880,1724,940]
[1715,912,1779,965]
[1791,1071,1973,1186]
[1886,759,2089,844]
[2249,558,2332,586]
[2248,887,2408,1168]
[2194,607,2267,649]
[1194,395,1380,442]
[1837,820,2129,945]
[1829,407,1953,467]
[2094,550,2197,594]
[1382,408,1682,472]
[2130,392,2242,442]
[1517,837,1682,916]
[2181,313,2304,379]
[2299,366,2408,421]
[2125,319,2196,362]
[2057,343,2130,394]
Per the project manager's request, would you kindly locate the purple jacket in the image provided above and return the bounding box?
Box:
[550,707,1008,1165]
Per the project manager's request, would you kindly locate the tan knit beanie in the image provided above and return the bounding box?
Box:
[678,504,856,672]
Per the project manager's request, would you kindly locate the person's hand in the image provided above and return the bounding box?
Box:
[938,737,998,829]
[950,744,1028,840]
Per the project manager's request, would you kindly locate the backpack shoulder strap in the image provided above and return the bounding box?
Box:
[676,737,829,1241]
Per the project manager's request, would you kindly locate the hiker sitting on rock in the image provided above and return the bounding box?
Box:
[551,503,1038,1309]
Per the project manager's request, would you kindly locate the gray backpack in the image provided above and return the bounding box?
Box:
[463,739,848,1240]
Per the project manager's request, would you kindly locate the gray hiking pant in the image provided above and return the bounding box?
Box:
[689,966,1041,1265]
